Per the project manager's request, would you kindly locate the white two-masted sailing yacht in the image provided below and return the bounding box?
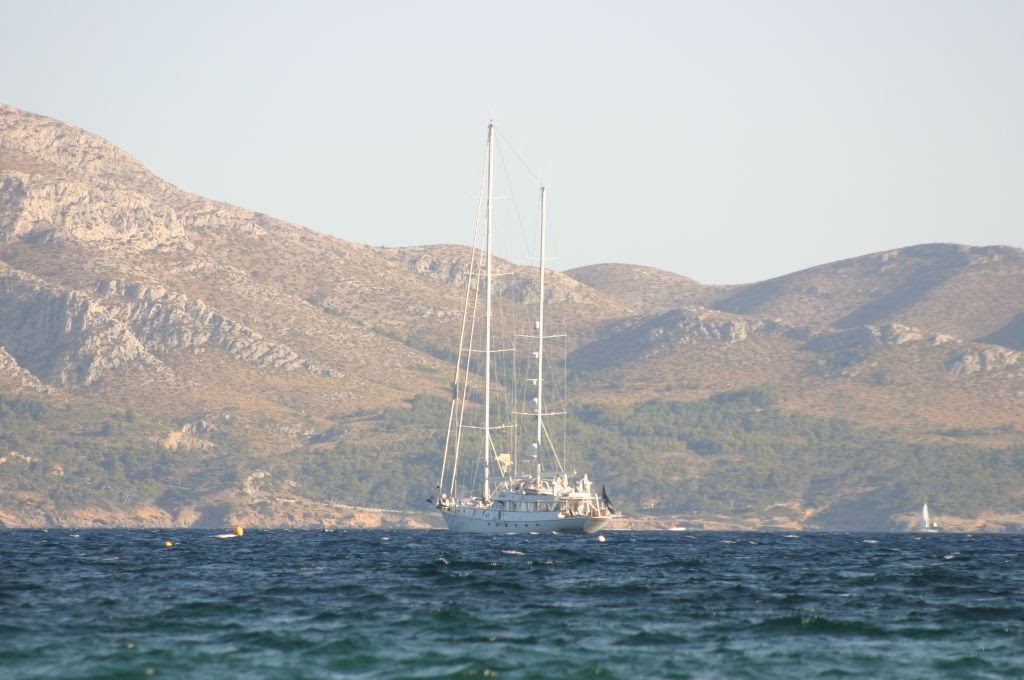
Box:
[435,122,617,534]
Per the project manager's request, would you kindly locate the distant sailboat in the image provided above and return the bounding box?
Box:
[921,502,939,532]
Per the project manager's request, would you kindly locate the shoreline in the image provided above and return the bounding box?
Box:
[3,504,1023,533]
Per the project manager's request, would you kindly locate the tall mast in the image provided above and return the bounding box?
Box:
[483,121,495,502]
[535,185,547,480]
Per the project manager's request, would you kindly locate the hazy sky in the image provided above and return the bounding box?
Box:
[2,1,1022,284]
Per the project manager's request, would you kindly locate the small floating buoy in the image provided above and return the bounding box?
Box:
[597,535,606,543]
[163,539,174,548]
[233,525,244,537]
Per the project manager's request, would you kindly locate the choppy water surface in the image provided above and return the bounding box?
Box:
[1,529,1023,679]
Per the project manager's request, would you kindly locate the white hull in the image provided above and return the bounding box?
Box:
[440,507,610,534]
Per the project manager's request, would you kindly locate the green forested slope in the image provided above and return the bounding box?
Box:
[3,388,1022,529]
[289,389,1024,530]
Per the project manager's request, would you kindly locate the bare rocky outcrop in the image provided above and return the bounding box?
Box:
[97,278,318,372]
[0,105,195,251]
[0,172,187,249]
[0,266,324,387]
[591,307,816,356]
[0,345,49,392]
[375,245,477,287]
[611,307,752,353]
[804,323,935,354]
[573,306,756,371]
[804,322,1021,377]
[946,346,1022,375]
[0,269,163,385]
[0,104,158,191]
[646,307,750,344]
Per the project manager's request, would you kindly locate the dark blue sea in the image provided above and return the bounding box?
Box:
[1,530,1022,679]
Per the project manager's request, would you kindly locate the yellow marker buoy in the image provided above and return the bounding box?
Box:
[163,539,174,547]
[233,525,244,537]
[597,535,606,543]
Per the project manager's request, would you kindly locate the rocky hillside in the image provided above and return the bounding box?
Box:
[1,103,1022,531]
[567,245,1024,436]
